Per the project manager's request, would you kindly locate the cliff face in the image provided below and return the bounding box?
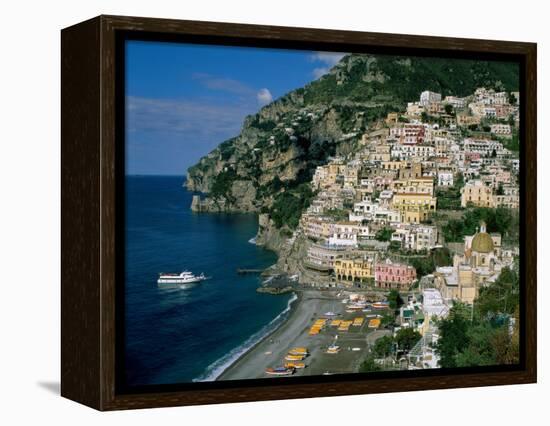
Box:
[255,213,312,279]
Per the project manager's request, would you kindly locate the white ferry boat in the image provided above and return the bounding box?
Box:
[157,271,207,288]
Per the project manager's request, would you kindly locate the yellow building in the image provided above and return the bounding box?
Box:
[369,144,392,162]
[456,114,481,127]
[391,193,437,223]
[334,256,375,286]
[325,163,343,186]
[399,162,423,179]
[385,112,399,124]
[380,160,407,171]
[392,177,434,196]
[460,180,495,208]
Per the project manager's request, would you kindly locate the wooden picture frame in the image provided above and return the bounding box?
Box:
[61,14,536,411]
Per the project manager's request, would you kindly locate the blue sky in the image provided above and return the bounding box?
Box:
[125,40,346,175]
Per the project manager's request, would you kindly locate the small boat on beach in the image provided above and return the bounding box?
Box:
[285,354,306,361]
[284,362,305,369]
[157,271,208,288]
[265,367,295,376]
[288,347,309,356]
[326,345,340,354]
[372,302,390,310]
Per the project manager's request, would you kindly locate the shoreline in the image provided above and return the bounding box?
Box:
[215,291,303,381]
[216,289,375,381]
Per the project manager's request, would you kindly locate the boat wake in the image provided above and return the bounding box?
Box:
[248,236,257,245]
[193,292,298,382]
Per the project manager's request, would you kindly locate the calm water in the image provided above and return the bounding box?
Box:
[125,176,292,385]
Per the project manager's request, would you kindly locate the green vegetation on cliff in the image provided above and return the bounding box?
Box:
[268,183,315,229]
[442,207,519,244]
[302,55,518,105]
[210,169,238,202]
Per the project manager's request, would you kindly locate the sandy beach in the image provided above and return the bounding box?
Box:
[218,289,389,381]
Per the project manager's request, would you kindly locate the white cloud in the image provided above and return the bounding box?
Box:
[310,51,346,67]
[256,88,273,106]
[126,96,254,139]
[191,73,255,96]
[312,67,330,79]
[309,52,347,79]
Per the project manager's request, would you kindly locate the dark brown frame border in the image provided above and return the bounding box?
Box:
[61,15,537,411]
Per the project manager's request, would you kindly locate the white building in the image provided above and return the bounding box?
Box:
[422,289,449,318]
[490,124,512,135]
[463,139,504,157]
[371,209,401,226]
[437,170,454,187]
[352,199,379,216]
[443,96,467,109]
[391,144,435,161]
[420,90,442,106]
[391,224,438,251]
[328,222,359,247]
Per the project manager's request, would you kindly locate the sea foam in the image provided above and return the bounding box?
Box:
[193,292,298,382]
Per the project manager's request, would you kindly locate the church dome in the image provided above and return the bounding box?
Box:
[471,232,494,253]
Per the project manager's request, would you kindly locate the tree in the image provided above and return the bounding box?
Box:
[476,263,519,317]
[375,227,393,242]
[454,322,499,367]
[455,172,464,189]
[389,240,402,251]
[436,305,471,368]
[359,355,381,373]
[491,326,519,365]
[269,183,315,229]
[442,207,519,244]
[395,328,421,352]
[504,132,520,152]
[444,104,454,115]
[421,111,429,123]
[380,311,396,328]
[373,336,394,358]
[442,219,465,242]
[410,256,436,278]
[432,247,453,267]
[387,289,404,310]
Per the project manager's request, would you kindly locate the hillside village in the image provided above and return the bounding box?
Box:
[254,87,521,369]
[291,87,520,299]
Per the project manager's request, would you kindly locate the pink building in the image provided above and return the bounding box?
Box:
[390,124,426,145]
[375,259,417,290]
[465,152,481,162]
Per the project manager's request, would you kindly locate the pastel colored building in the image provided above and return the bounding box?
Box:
[461,179,494,208]
[391,192,437,224]
[334,256,375,287]
[375,259,417,290]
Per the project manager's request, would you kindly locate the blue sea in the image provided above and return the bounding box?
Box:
[124,175,293,386]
